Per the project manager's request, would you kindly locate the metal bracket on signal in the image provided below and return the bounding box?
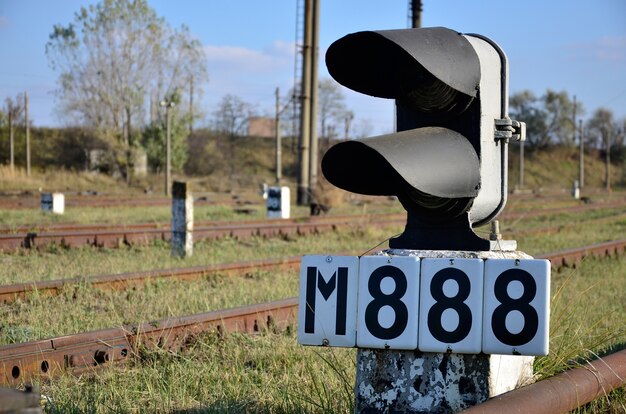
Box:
[495,118,526,142]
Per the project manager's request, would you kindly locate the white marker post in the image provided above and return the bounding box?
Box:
[267,186,290,219]
[171,181,193,258]
[41,192,64,214]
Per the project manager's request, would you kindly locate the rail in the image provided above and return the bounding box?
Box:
[0,239,625,385]
[1,237,625,305]
[2,199,625,251]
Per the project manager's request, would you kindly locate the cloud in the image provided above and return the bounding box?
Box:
[204,41,294,74]
[0,16,9,28]
[567,36,626,63]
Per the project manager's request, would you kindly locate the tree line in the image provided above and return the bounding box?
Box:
[0,0,624,179]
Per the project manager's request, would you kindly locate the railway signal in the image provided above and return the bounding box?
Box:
[322,27,525,251]
[298,26,548,413]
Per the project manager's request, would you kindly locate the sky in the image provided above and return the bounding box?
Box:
[0,0,625,134]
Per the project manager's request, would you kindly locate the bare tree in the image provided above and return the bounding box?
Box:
[46,0,207,182]
[318,78,348,146]
[587,108,617,190]
[212,94,256,177]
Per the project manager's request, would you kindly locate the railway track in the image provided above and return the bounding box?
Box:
[1,239,625,385]
[0,213,406,251]
[1,199,624,251]
[1,236,626,306]
[0,194,225,210]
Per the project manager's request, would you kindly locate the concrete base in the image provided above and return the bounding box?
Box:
[355,350,534,413]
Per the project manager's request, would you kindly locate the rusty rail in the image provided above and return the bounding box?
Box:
[0,297,298,386]
[0,256,303,304]
[0,238,625,386]
[1,198,624,251]
[1,238,626,305]
[461,348,626,414]
[0,213,406,250]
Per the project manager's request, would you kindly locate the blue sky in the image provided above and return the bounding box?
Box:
[0,0,625,133]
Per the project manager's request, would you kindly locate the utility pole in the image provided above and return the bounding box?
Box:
[519,138,524,190]
[8,111,14,171]
[605,125,611,192]
[578,119,584,188]
[308,0,320,204]
[25,92,31,177]
[189,76,194,135]
[297,0,313,205]
[410,0,422,28]
[275,87,282,184]
[344,111,354,141]
[160,99,176,197]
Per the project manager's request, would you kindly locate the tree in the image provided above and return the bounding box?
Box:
[46,0,207,182]
[509,89,582,149]
[318,78,348,145]
[587,108,619,190]
[586,108,615,150]
[542,90,581,147]
[212,94,256,177]
[212,94,254,138]
[509,90,548,148]
[141,93,188,173]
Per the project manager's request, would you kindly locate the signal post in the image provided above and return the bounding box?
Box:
[298,27,550,413]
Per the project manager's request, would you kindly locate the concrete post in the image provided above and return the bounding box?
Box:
[267,186,290,219]
[572,180,580,200]
[41,193,65,215]
[354,249,535,413]
[171,181,193,257]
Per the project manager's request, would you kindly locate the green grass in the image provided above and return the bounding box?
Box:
[0,195,625,412]
[0,267,299,345]
[32,254,626,413]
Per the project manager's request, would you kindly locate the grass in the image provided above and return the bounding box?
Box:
[43,332,356,413]
[0,194,402,230]
[32,254,626,413]
[0,194,625,412]
[1,206,625,286]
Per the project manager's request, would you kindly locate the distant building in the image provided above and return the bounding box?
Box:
[247,116,276,138]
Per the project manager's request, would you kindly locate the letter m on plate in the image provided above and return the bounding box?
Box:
[297,255,359,347]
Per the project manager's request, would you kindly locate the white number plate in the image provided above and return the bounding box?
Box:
[298,255,550,356]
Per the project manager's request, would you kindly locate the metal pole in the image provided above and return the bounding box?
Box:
[519,139,524,189]
[160,99,175,197]
[460,348,626,414]
[410,0,422,28]
[275,87,282,184]
[344,112,353,141]
[8,111,14,171]
[308,0,320,204]
[25,92,30,177]
[605,125,611,192]
[189,76,194,135]
[297,0,313,205]
[166,106,172,197]
[578,119,584,188]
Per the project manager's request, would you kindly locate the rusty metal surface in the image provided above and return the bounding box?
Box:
[0,256,302,304]
[0,237,624,394]
[0,298,298,386]
[460,348,626,414]
[0,213,406,251]
[3,198,624,251]
[1,237,625,305]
